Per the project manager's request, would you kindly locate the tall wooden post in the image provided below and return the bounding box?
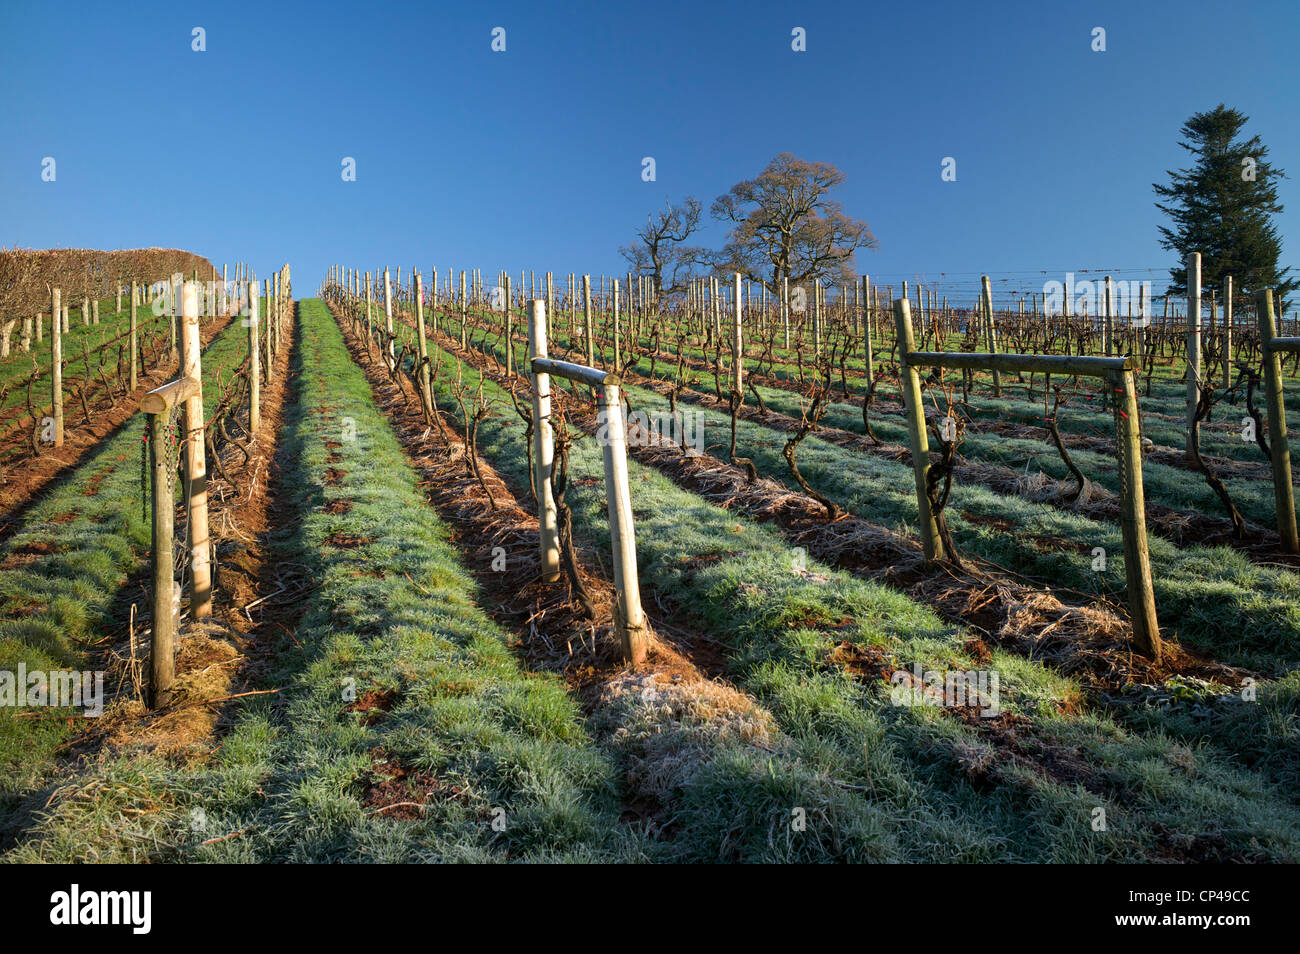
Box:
[504,275,514,377]
[1256,288,1299,553]
[383,266,395,357]
[365,272,373,338]
[180,282,213,619]
[50,287,63,447]
[599,380,648,665]
[264,279,275,381]
[459,271,467,349]
[1223,275,1233,386]
[1185,252,1202,461]
[981,275,1001,396]
[1109,366,1161,658]
[1103,276,1114,356]
[782,277,790,350]
[149,406,176,708]
[583,274,595,369]
[711,276,721,347]
[415,273,434,420]
[274,272,282,354]
[861,275,874,388]
[248,282,261,434]
[612,279,621,372]
[129,280,139,391]
[733,272,744,393]
[893,297,942,560]
[526,300,560,582]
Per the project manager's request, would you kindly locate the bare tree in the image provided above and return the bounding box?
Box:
[620,196,706,296]
[711,153,876,289]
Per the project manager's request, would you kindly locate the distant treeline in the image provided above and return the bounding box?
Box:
[0,247,218,319]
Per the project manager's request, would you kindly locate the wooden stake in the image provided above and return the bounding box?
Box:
[599,381,648,665]
[383,267,394,356]
[862,275,874,387]
[893,297,941,560]
[1110,367,1161,659]
[180,282,212,619]
[782,277,790,350]
[733,272,743,393]
[1256,288,1299,553]
[1186,252,1201,461]
[583,274,595,368]
[248,282,261,434]
[414,273,434,420]
[526,300,560,582]
[129,280,138,391]
[612,279,621,371]
[1223,275,1233,386]
[981,275,1001,396]
[148,406,176,708]
[51,287,63,447]
[504,275,514,377]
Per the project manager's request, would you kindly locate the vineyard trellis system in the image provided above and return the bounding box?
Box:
[318,249,1300,669]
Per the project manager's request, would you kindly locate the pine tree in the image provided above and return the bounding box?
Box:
[1154,104,1293,311]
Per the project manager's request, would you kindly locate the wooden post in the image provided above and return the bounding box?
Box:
[733,272,743,393]
[782,277,790,350]
[149,408,176,708]
[1103,276,1114,356]
[413,272,434,420]
[526,300,561,582]
[812,280,822,356]
[264,279,275,381]
[504,275,514,377]
[583,274,595,369]
[248,282,261,434]
[459,271,467,349]
[611,279,621,371]
[893,297,942,561]
[1223,275,1233,386]
[274,271,283,354]
[862,275,874,388]
[1110,367,1161,659]
[129,281,139,391]
[50,287,63,447]
[365,272,373,338]
[1186,252,1201,461]
[142,376,201,710]
[711,276,721,347]
[981,275,1001,396]
[383,266,395,356]
[1256,288,1299,553]
[599,380,648,665]
[180,282,213,619]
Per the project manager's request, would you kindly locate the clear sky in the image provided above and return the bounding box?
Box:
[2,0,1298,306]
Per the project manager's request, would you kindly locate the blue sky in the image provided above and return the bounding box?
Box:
[2,0,1298,306]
